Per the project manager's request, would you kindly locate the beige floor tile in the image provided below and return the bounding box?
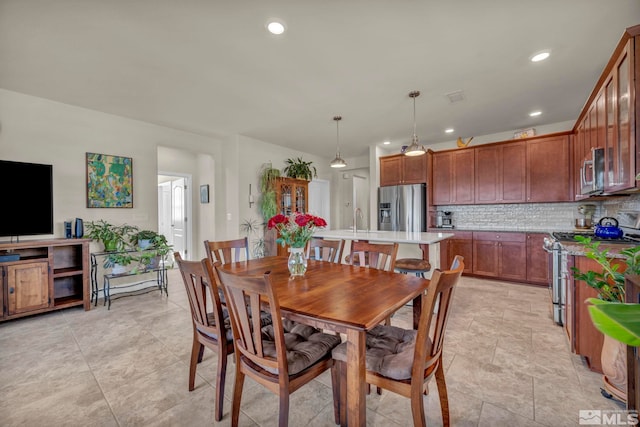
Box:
[0,270,620,426]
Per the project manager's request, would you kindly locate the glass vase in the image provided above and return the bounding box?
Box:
[288,247,307,278]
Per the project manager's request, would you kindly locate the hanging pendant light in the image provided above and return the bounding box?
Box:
[404,90,426,156]
[330,115,347,168]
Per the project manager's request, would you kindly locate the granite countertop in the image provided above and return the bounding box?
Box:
[560,241,638,257]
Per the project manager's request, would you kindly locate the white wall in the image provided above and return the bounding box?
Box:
[0,89,335,261]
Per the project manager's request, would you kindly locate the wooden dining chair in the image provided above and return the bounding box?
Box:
[306,237,344,263]
[204,237,249,264]
[331,255,465,427]
[174,252,235,422]
[212,263,342,427]
[347,240,399,271]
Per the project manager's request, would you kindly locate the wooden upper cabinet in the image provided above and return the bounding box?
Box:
[379,154,427,186]
[604,38,635,193]
[475,141,526,204]
[526,135,571,202]
[431,150,474,205]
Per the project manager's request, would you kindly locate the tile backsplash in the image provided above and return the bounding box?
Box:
[436,193,640,232]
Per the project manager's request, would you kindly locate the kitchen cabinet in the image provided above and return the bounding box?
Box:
[526,134,572,202]
[379,154,427,186]
[573,26,639,194]
[472,232,527,281]
[474,141,526,204]
[439,231,473,274]
[604,38,635,193]
[525,233,550,285]
[0,239,90,321]
[431,150,474,205]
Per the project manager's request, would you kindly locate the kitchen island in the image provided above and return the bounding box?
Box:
[312,229,454,273]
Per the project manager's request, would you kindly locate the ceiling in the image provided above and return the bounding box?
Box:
[1,1,639,160]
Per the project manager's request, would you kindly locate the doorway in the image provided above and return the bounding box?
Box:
[158,174,191,259]
[308,179,331,228]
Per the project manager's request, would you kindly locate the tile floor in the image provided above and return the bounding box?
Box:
[0,270,626,426]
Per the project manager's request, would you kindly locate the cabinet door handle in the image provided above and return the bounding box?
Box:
[9,287,14,294]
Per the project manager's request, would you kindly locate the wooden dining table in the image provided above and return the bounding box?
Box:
[219,256,430,427]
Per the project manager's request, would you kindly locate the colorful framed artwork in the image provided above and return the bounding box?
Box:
[200,184,210,204]
[86,152,133,208]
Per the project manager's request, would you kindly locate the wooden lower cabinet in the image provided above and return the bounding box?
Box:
[440,231,473,274]
[6,261,49,316]
[571,255,626,374]
[472,232,527,282]
[526,233,551,285]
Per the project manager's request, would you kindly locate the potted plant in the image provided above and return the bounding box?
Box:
[283,157,316,181]
[86,220,138,252]
[259,163,280,222]
[137,233,173,270]
[571,235,640,402]
[130,229,159,249]
[103,251,136,274]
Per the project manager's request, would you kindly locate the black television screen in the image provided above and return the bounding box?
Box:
[0,160,53,238]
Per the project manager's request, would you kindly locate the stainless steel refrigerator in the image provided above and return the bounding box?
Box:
[378,184,426,232]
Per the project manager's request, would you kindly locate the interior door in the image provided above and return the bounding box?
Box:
[171,178,186,259]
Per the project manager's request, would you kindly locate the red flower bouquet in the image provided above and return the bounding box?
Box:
[267,213,327,248]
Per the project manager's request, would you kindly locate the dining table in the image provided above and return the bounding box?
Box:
[219,256,430,427]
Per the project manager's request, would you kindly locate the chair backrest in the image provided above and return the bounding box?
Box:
[175,252,229,346]
[306,237,344,264]
[414,255,464,375]
[204,238,249,264]
[348,240,399,271]
[212,264,289,376]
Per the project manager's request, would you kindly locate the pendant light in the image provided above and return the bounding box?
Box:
[330,115,347,168]
[404,90,426,156]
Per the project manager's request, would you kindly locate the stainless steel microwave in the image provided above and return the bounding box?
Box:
[580,147,604,196]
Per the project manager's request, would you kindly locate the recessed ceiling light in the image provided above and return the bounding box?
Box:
[530,51,550,62]
[266,20,286,35]
[529,111,542,117]
[383,140,391,145]
[445,128,454,134]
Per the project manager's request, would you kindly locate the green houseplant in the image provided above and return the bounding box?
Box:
[283,157,316,181]
[130,229,159,249]
[86,220,138,251]
[259,163,281,222]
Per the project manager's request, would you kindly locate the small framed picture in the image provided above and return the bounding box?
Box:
[200,184,209,204]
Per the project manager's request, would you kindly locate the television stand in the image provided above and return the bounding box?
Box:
[0,238,91,321]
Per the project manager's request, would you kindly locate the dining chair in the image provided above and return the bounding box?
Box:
[306,237,344,263]
[204,237,249,264]
[212,263,342,427]
[395,243,431,278]
[331,255,465,427]
[347,240,399,272]
[174,252,234,422]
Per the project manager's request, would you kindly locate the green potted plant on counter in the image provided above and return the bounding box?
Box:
[571,235,640,403]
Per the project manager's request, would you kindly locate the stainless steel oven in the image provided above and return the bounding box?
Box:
[543,235,566,326]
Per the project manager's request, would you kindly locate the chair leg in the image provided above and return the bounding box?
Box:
[188,336,201,391]
[231,369,245,427]
[410,384,427,427]
[278,393,290,427]
[435,359,450,427]
[214,349,228,421]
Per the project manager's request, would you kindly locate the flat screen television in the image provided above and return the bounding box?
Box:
[0,160,54,238]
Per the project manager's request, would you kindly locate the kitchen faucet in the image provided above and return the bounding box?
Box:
[353,207,364,232]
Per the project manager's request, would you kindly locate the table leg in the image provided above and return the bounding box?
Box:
[412,293,422,330]
[346,328,366,427]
